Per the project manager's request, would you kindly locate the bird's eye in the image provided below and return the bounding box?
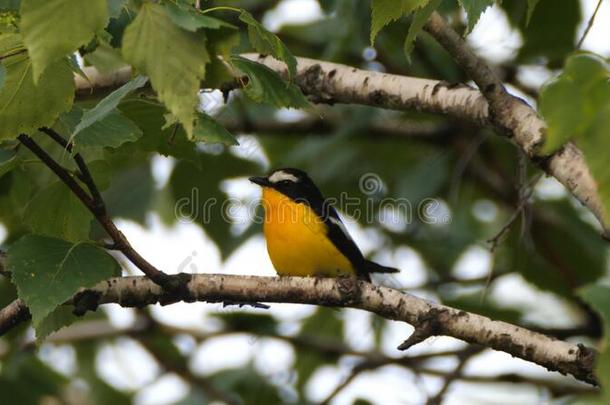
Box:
[280,180,291,186]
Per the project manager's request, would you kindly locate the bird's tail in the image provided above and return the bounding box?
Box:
[364,260,400,274]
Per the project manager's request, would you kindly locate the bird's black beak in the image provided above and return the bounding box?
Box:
[249,176,271,187]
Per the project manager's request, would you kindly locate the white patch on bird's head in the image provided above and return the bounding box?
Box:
[268,170,299,183]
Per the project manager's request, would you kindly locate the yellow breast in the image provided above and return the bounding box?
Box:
[261,187,354,277]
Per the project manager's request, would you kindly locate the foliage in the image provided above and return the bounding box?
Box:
[0,0,609,403]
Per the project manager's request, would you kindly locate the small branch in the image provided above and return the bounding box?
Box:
[319,367,366,405]
[39,127,106,214]
[0,251,10,278]
[427,346,483,405]
[0,274,598,385]
[397,317,440,351]
[17,134,95,209]
[0,299,30,336]
[421,13,609,236]
[578,0,604,48]
[17,133,172,289]
[74,66,132,97]
[424,12,507,104]
[487,173,543,251]
[418,368,597,397]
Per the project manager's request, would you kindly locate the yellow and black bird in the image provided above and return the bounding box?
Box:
[249,168,399,281]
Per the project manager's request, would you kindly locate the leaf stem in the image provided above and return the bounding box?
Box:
[199,6,242,14]
[577,0,604,49]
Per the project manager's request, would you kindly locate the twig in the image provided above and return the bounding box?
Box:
[13,312,597,398]
[577,0,604,49]
[427,346,484,405]
[39,127,106,214]
[17,133,172,289]
[0,251,10,278]
[487,173,543,252]
[418,368,597,397]
[0,299,30,335]
[420,13,609,237]
[137,329,241,405]
[319,368,365,405]
[449,132,488,205]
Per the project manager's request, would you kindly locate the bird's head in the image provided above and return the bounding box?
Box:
[249,168,323,202]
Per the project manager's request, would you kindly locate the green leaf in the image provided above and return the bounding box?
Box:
[0,62,5,90]
[0,354,68,403]
[23,181,94,242]
[165,111,236,145]
[370,0,428,44]
[103,163,154,225]
[204,27,240,88]
[76,343,134,405]
[526,0,540,24]
[495,200,607,297]
[539,53,610,221]
[84,41,126,73]
[580,106,610,227]
[107,0,127,19]
[211,312,278,335]
[208,366,281,405]
[458,0,494,34]
[68,53,90,83]
[75,110,143,149]
[169,155,260,258]
[35,305,80,341]
[0,34,75,140]
[20,0,108,81]
[118,98,200,166]
[0,150,19,178]
[165,2,236,32]
[87,160,113,191]
[540,54,609,153]
[7,234,119,329]
[518,0,580,65]
[296,308,343,392]
[230,56,310,109]
[69,76,147,149]
[239,10,296,79]
[580,284,610,400]
[74,76,148,135]
[404,0,441,61]
[0,166,32,233]
[192,112,238,145]
[0,0,20,11]
[122,3,209,138]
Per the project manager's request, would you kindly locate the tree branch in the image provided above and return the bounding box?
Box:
[17,133,173,290]
[75,56,608,236]
[235,53,608,237]
[421,12,608,236]
[0,274,598,385]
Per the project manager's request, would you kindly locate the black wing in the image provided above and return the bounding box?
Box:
[310,201,369,278]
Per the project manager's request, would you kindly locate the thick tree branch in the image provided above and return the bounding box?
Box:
[75,66,132,98]
[0,274,598,385]
[421,12,608,236]
[75,55,608,235]
[238,53,608,237]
